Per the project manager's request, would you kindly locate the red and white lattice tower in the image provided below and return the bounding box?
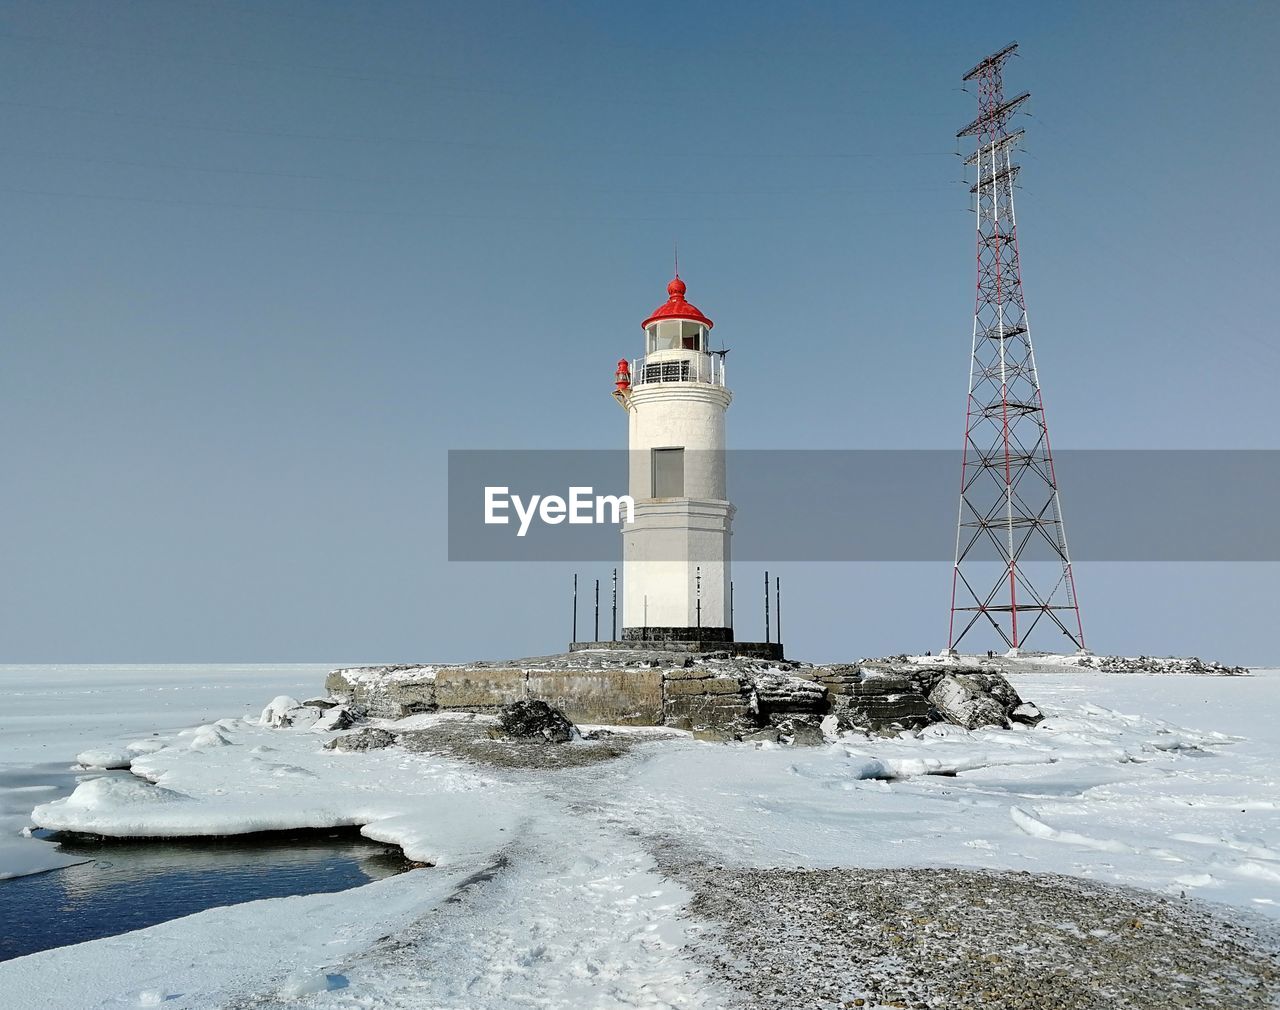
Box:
[946,43,1085,655]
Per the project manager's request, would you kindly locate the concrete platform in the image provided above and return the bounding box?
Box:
[568,640,784,661]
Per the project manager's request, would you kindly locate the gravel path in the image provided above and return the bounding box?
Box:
[396,718,653,769]
[664,859,1280,1009]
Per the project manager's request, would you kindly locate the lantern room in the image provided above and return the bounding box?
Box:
[642,277,713,354]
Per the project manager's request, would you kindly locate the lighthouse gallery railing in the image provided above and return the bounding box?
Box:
[632,352,726,388]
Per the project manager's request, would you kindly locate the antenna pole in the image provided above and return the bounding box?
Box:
[764,570,770,644]
[775,575,781,645]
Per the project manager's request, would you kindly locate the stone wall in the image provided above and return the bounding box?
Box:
[525,669,663,726]
[325,655,1033,736]
[327,663,665,726]
[662,668,752,731]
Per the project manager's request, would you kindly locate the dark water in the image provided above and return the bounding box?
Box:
[0,828,411,962]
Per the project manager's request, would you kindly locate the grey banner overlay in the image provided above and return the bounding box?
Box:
[448,450,1280,561]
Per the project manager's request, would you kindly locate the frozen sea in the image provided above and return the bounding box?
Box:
[0,664,336,880]
[0,662,1277,1008]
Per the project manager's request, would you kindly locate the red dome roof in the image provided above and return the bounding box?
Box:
[641,275,714,330]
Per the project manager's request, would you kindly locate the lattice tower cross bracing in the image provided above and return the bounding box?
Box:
[947,42,1085,654]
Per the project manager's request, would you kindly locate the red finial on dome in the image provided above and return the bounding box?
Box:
[642,274,713,330]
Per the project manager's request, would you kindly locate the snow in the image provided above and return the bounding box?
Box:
[1,663,1278,1008]
[75,748,133,770]
[331,665,438,686]
[604,670,1280,915]
[260,696,306,727]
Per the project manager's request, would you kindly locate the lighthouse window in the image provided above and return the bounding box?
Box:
[655,321,681,350]
[646,325,658,352]
[652,448,684,498]
[680,321,703,350]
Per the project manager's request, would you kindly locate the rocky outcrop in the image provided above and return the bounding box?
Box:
[927,674,1011,730]
[1077,655,1249,676]
[819,667,936,733]
[314,706,356,732]
[325,666,438,719]
[495,700,577,743]
[770,716,827,746]
[748,669,827,717]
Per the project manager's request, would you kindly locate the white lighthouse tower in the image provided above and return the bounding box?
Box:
[615,275,734,645]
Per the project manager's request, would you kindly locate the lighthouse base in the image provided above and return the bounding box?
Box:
[622,625,733,644]
[571,636,784,661]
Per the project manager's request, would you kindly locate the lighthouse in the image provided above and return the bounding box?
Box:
[615,275,734,645]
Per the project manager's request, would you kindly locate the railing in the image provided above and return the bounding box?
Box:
[631,352,726,388]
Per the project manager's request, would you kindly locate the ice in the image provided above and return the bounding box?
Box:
[75,749,133,770]
[0,663,332,881]
[277,970,346,998]
[32,718,516,859]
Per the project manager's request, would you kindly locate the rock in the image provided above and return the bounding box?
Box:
[928,675,1009,730]
[314,706,356,732]
[1081,655,1249,676]
[830,673,934,732]
[303,697,339,710]
[772,716,826,746]
[1010,702,1044,726]
[496,699,576,743]
[740,728,781,744]
[748,670,828,714]
[956,671,1022,711]
[325,728,397,752]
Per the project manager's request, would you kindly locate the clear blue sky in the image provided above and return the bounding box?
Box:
[2,1,1277,663]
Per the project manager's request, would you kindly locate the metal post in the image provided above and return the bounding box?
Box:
[729,580,734,632]
[775,576,781,645]
[764,570,770,644]
[572,574,578,643]
[611,568,617,641]
[696,566,702,632]
[594,579,599,642]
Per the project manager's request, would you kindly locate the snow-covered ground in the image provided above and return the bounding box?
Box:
[1,665,1277,1008]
